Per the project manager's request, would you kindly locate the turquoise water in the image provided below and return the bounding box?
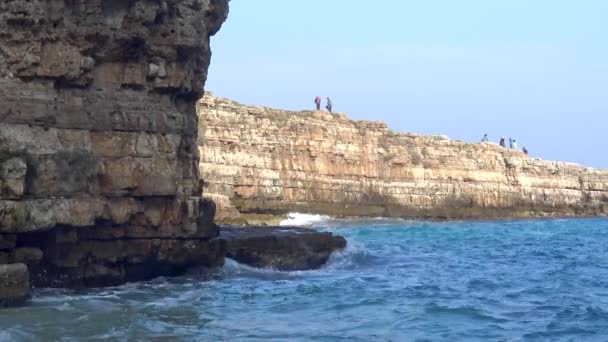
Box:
[2,218,608,341]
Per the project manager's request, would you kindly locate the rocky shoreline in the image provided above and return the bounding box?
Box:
[0,264,30,307]
[198,94,608,222]
[5,0,606,310]
[0,0,349,308]
[0,0,227,306]
[0,225,346,307]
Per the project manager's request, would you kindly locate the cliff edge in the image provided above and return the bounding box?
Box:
[0,0,229,289]
[198,93,608,222]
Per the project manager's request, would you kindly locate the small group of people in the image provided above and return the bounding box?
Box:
[481,134,529,155]
[314,96,333,113]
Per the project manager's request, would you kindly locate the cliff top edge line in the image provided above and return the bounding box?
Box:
[199,92,605,172]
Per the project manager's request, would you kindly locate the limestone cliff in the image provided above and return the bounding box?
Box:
[0,0,229,288]
[198,94,608,222]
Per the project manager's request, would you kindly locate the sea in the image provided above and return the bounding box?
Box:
[2,215,608,341]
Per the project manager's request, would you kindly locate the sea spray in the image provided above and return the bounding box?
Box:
[279,213,333,226]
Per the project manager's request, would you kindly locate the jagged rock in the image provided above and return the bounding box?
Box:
[0,0,229,288]
[148,63,160,77]
[198,94,608,221]
[0,263,30,307]
[219,226,347,271]
[0,156,26,199]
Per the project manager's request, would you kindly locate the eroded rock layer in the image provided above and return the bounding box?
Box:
[198,94,608,221]
[0,0,229,289]
[220,226,347,271]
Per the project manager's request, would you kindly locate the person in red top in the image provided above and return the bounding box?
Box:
[314,96,321,110]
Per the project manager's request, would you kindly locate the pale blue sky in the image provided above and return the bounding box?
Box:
[206,0,608,168]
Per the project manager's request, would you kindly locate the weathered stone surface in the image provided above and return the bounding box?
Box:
[219,226,347,271]
[0,263,30,307]
[0,0,229,289]
[0,157,26,199]
[198,94,608,221]
[22,226,225,288]
[0,197,217,236]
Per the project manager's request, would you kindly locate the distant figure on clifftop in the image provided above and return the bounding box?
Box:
[481,134,489,142]
[523,146,529,155]
[326,97,333,113]
[314,96,321,110]
[509,137,514,149]
[499,137,506,148]
[512,139,518,150]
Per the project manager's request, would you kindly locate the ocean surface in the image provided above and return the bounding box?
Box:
[2,216,608,341]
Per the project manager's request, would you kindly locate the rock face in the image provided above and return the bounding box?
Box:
[0,0,229,290]
[198,94,608,221]
[0,263,30,307]
[220,226,347,271]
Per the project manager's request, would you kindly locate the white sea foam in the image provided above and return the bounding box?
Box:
[279,212,332,227]
[221,258,304,279]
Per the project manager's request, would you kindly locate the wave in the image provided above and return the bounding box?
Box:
[220,258,306,279]
[279,213,333,227]
[424,302,509,323]
[219,241,379,278]
[324,242,379,271]
[279,212,418,228]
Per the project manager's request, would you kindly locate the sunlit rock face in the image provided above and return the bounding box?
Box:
[0,0,229,289]
[198,93,608,222]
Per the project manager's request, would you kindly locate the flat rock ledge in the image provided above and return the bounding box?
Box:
[0,263,30,307]
[218,226,347,271]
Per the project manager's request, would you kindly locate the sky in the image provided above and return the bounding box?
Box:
[206,0,608,168]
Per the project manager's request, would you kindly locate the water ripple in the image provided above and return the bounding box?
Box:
[1,218,608,341]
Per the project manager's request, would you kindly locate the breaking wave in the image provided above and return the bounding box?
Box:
[279,212,333,227]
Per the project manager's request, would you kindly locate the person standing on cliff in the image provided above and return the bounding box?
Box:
[326,97,333,113]
[481,134,489,142]
[314,96,321,110]
[499,137,506,148]
[509,137,514,149]
[523,146,529,155]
